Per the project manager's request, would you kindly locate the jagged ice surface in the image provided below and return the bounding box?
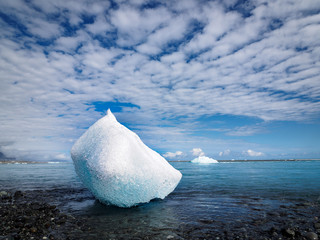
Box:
[191,156,218,164]
[71,110,182,207]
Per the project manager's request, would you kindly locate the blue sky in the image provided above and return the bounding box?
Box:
[0,0,319,161]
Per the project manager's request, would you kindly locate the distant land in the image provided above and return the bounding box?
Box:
[0,152,65,164]
[0,151,17,162]
[169,159,320,162]
[1,158,320,164]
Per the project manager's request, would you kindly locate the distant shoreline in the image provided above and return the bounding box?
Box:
[0,160,63,164]
[169,159,320,162]
[1,159,320,164]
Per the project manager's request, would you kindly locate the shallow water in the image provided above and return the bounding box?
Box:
[1,161,320,238]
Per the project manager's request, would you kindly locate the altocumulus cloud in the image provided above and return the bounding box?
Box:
[0,0,319,160]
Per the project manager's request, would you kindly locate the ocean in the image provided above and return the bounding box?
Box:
[1,160,320,239]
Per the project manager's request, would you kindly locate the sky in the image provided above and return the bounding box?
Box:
[0,0,319,161]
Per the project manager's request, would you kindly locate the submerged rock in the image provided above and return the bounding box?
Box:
[71,109,182,207]
[305,232,318,240]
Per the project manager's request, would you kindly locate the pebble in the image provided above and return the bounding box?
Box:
[282,228,295,237]
[305,232,318,240]
[0,190,89,240]
[0,190,8,197]
[2,189,320,240]
[13,191,23,199]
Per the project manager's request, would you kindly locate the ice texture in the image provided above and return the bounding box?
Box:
[71,109,182,207]
[191,156,218,164]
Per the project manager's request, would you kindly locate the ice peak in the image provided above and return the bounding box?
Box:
[106,109,117,121]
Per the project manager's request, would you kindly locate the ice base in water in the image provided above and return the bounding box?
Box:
[191,156,218,164]
[71,110,182,207]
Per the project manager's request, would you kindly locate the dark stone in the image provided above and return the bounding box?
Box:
[13,191,23,199]
[30,203,41,210]
[315,223,320,229]
[282,228,295,237]
[268,227,278,233]
[0,236,14,240]
[305,232,318,240]
[198,219,215,224]
[48,205,56,210]
[56,218,66,225]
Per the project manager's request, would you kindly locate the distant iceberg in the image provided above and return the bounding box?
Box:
[191,156,218,164]
[71,109,182,208]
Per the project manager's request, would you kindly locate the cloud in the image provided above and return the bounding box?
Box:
[163,151,183,159]
[110,6,171,46]
[227,125,266,136]
[0,0,319,160]
[26,18,61,39]
[192,148,204,157]
[55,153,69,160]
[246,149,264,157]
[137,15,189,55]
[219,149,231,156]
[86,15,112,35]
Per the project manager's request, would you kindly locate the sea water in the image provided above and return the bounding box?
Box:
[1,161,320,238]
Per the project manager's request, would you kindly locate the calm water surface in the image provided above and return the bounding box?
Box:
[1,161,320,238]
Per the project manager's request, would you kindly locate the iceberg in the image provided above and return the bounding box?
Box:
[71,109,182,208]
[191,156,218,164]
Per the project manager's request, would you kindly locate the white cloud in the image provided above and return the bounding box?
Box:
[163,151,183,159]
[86,15,112,35]
[26,18,61,39]
[137,15,189,55]
[192,148,204,157]
[55,153,69,160]
[0,0,319,160]
[110,6,171,46]
[185,3,241,53]
[246,149,264,157]
[219,149,231,156]
[227,125,265,136]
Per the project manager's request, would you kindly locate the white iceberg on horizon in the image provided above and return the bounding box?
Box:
[71,109,182,208]
[191,156,218,164]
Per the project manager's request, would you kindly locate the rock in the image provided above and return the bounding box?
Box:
[0,191,11,200]
[282,228,295,237]
[267,212,280,217]
[1,236,15,240]
[198,219,215,224]
[13,191,23,199]
[269,227,276,232]
[0,191,9,197]
[305,232,318,240]
[315,223,320,229]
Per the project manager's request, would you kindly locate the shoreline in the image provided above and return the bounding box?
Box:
[1,189,320,239]
[0,160,65,164]
[1,159,320,164]
[169,159,320,163]
[0,190,92,240]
